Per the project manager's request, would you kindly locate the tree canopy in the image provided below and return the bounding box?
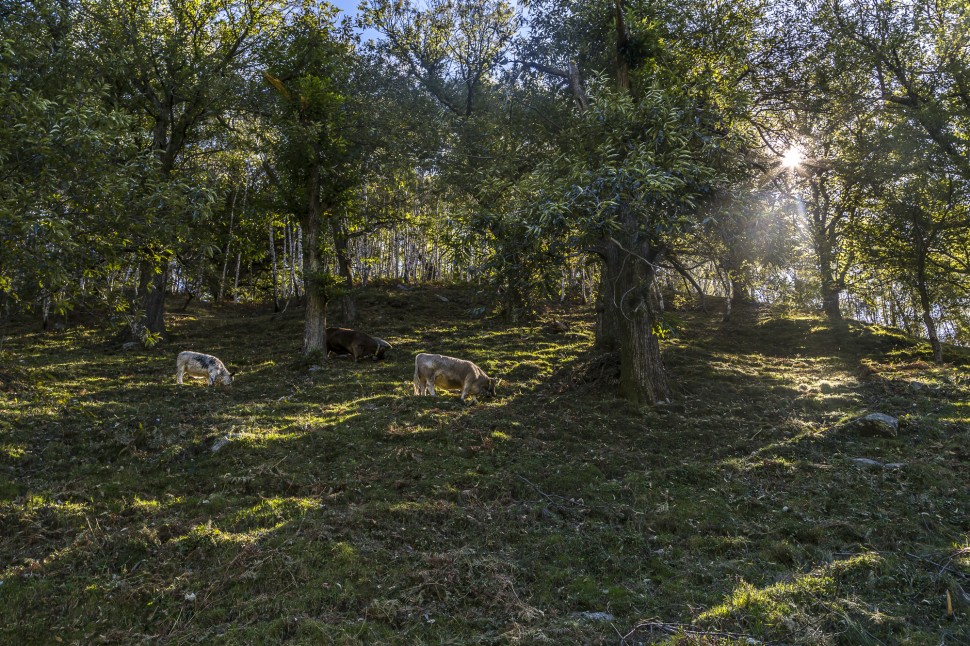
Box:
[2,0,969,398]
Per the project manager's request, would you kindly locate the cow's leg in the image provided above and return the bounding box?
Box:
[413,369,422,395]
[208,372,216,386]
[176,367,184,385]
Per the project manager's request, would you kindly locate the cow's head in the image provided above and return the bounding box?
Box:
[482,377,498,398]
[374,339,392,361]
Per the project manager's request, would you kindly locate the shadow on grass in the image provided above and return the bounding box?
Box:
[2,293,969,643]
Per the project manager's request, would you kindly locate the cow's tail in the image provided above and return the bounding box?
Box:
[413,356,424,395]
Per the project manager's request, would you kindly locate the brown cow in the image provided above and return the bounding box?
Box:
[326,327,391,362]
[413,353,497,401]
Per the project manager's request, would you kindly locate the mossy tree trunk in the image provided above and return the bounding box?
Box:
[302,166,328,355]
[588,0,670,405]
[595,215,671,405]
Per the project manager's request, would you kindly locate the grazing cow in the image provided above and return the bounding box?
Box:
[326,327,392,362]
[176,351,234,386]
[413,353,498,402]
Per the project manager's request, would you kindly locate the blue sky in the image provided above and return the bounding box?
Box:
[330,0,382,44]
[331,0,362,16]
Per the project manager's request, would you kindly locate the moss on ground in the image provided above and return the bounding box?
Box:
[0,286,968,644]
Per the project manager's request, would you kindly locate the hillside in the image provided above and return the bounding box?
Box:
[1,286,968,644]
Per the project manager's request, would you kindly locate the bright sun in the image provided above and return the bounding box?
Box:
[781,147,803,168]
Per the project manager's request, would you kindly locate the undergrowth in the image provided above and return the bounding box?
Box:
[1,286,968,644]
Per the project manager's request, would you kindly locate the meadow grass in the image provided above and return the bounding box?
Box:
[1,285,968,644]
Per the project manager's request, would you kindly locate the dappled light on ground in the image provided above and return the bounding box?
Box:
[1,287,968,643]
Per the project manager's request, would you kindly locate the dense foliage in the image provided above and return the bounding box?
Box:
[2,0,969,385]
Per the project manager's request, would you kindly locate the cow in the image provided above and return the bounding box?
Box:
[326,327,392,362]
[413,353,498,402]
[176,351,234,386]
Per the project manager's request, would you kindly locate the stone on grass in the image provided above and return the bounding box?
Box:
[852,413,898,438]
[211,433,242,453]
[572,611,615,622]
[851,457,906,469]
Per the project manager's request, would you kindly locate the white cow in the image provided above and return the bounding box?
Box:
[176,351,234,386]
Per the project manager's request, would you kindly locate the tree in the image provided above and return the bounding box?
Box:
[827,0,970,181]
[364,0,551,319]
[763,0,970,345]
[78,0,286,341]
[261,2,362,354]
[857,121,970,364]
[0,0,148,326]
[510,0,757,404]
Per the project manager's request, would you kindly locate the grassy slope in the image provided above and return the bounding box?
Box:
[0,286,968,645]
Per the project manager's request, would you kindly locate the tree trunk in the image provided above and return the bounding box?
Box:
[295,224,303,299]
[811,178,843,322]
[668,254,706,311]
[594,261,619,353]
[218,188,237,303]
[730,273,752,305]
[818,237,843,322]
[721,269,733,322]
[820,281,842,322]
[329,217,357,324]
[269,223,280,312]
[599,236,670,405]
[286,219,296,299]
[41,292,51,331]
[302,168,328,355]
[139,258,168,340]
[916,255,943,364]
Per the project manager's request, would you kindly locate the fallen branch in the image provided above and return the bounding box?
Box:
[515,474,590,519]
[906,552,970,580]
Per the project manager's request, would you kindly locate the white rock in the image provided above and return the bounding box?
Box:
[851,458,884,467]
[572,611,615,622]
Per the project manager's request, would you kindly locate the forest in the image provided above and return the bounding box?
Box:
[1,0,969,643]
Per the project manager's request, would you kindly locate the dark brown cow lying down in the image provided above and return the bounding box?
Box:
[413,353,497,401]
[326,327,391,362]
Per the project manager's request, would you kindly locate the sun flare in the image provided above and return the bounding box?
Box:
[782,147,803,168]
